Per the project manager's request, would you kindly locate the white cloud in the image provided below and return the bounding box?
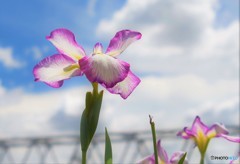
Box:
[26,46,49,60]
[0,75,238,137]
[101,75,238,131]
[30,46,43,59]
[97,0,217,42]
[0,84,89,137]
[187,97,239,125]
[96,0,238,81]
[94,0,239,133]
[0,47,23,68]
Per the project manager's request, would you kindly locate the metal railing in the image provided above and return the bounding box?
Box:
[0,126,239,163]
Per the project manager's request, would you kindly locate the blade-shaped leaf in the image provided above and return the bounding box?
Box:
[80,83,104,152]
[105,128,112,164]
[178,152,187,164]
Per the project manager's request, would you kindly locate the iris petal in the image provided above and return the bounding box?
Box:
[219,134,240,143]
[206,123,229,138]
[79,55,130,88]
[47,28,86,60]
[191,116,209,134]
[177,127,194,139]
[33,54,82,88]
[137,156,155,164]
[106,30,142,57]
[106,71,140,99]
[157,140,169,163]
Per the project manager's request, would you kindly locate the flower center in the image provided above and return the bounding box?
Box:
[195,129,208,154]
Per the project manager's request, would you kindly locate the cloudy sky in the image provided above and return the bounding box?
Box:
[0,0,239,161]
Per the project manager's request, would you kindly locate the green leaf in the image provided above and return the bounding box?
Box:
[149,115,159,164]
[105,128,112,164]
[178,152,187,164]
[80,83,104,152]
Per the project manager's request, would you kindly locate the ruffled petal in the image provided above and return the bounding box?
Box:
[218,134,240,143]
[191,116,209,135]
[33,54,82,88]
[106,30,142,57]
[105,71,140,99]
[177,116,209,139]
[177,127,194,139]
[79,55,130,88]
[46,28,85,60]
[206,123,229,138]
[170,151,188,164]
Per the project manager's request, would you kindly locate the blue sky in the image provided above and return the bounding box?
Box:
[0,0,239,162]
[0,0,124,91]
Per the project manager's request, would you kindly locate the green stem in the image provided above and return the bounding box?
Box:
[82,151,87,164]
[92,82,98,95]
[199,140,210,164]
[149,115,159,164]
[200,152,205,164]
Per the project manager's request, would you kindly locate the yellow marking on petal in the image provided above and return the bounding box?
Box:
[106,50,121,57]
[46,63,79,81]
[73,54,82,60]
[159,158,166,164]
[207,131,217,139]
[63,63,80,72]
[194,128,210,155]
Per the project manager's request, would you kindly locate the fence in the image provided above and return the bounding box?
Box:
[0,126,239,163]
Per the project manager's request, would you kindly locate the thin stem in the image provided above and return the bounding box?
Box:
[199,140,210,164]
[82,151,87,164]
[200,152,205,164]
[149,115,159,164]
[92,82,98,95]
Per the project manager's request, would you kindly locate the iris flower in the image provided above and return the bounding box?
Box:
[177,116,240,156]
[139,140,188,164]
[33,28,141,99]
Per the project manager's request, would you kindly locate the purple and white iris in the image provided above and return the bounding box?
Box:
[33,28,141,99]
[138,140,188,164]
[177,116,240,154]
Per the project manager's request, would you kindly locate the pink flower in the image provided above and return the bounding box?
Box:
[33,28,141,99]
[138,140,188,164]
[177,116,240,155]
